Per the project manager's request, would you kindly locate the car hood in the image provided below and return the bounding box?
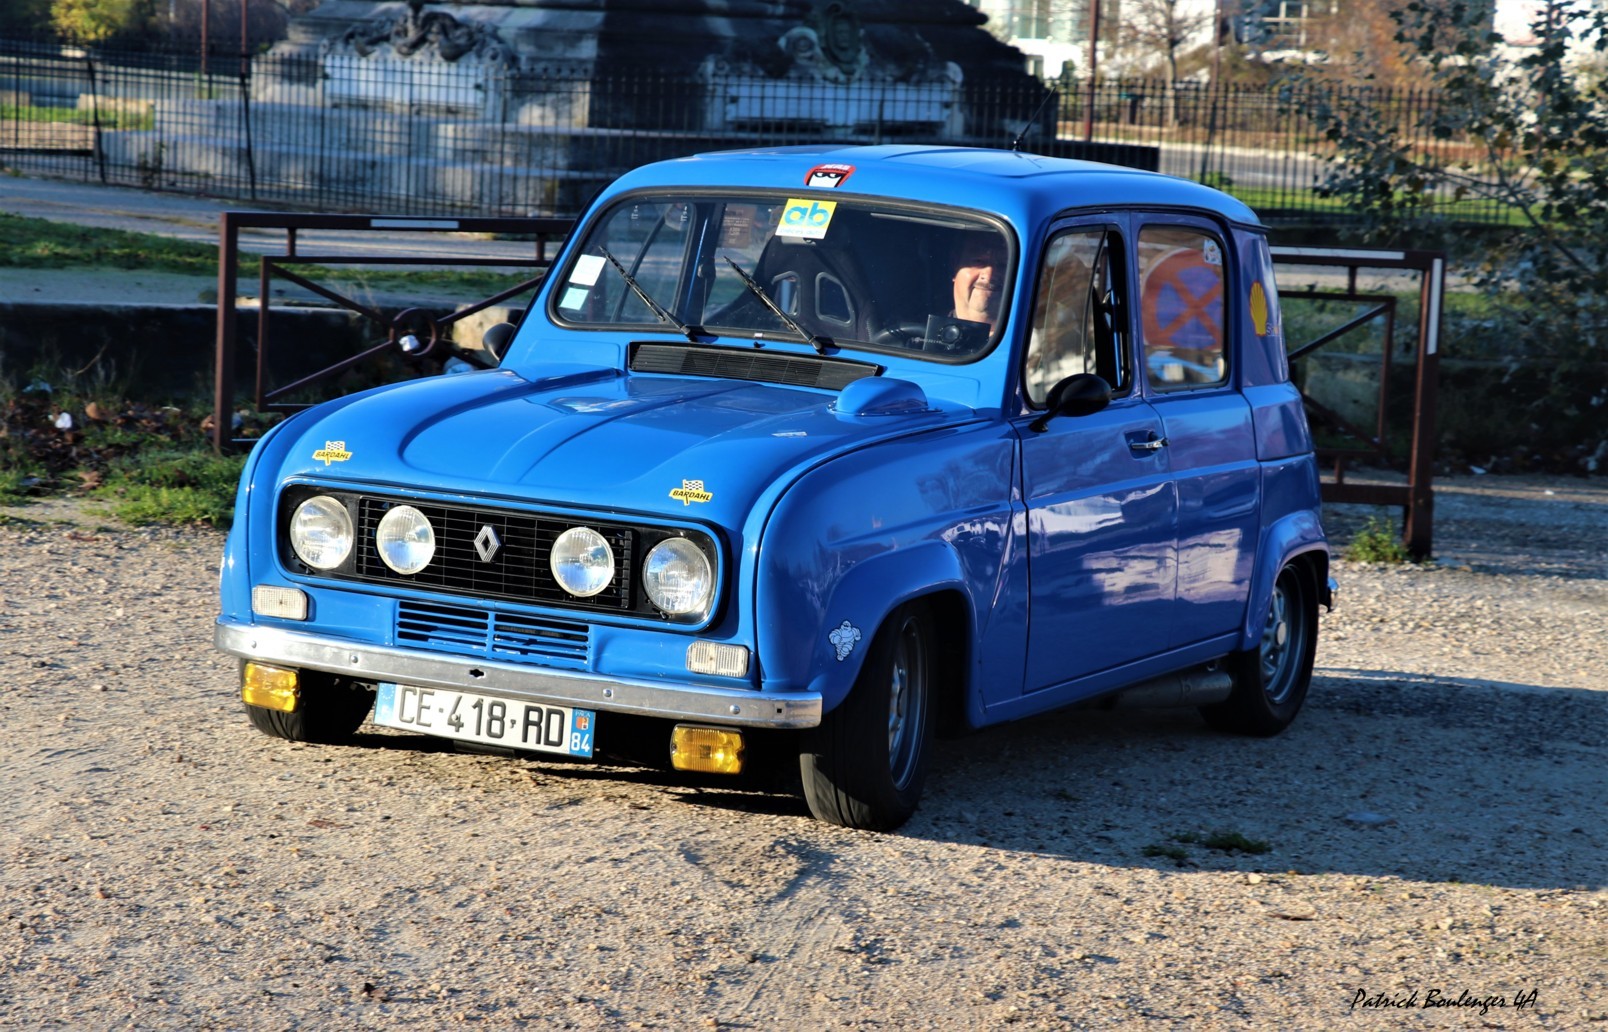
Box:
[274,366,969,523]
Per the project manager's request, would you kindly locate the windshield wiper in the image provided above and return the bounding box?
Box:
[720,254,831,355]
[598,247,706,343]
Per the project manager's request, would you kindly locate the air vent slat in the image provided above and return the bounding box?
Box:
[631,343,878,391]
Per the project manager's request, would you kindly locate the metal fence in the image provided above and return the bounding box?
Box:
[1,35,1511,224]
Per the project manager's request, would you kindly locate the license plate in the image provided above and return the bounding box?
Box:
[373,682,595,758]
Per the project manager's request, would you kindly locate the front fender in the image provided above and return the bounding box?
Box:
[752,420,1020,715]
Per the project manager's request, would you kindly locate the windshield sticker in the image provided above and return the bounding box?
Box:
[1202,239,1223,266]
[1250,281,1270,336]
[776,198,837,240]
[559,286,590,311]
[805,163,854,188]
[313,441,351,465]
[670,479,713,505]
[571,253,605,287]
[829,621,862,662]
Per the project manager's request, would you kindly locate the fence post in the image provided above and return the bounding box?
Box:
[85,56,107,183]
[240,53,257,201]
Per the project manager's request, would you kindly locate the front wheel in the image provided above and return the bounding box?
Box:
[1200,565,1317,736]
[800,602,935,830]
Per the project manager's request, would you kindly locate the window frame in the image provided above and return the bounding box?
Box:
[1021,216,1137,410]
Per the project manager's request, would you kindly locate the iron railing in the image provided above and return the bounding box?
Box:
[3,35,1514,225]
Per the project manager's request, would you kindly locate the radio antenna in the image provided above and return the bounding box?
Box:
[1010,87,1059,153]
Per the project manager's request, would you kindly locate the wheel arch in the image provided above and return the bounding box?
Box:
[1240,509,1329,654]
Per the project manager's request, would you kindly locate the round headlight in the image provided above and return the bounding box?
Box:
[643,537,713,616]
[550,526,615,597]
[289,495,354,571]
[375,505,435,575]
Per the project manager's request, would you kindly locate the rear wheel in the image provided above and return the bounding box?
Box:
[245,670,375,744]
[1201,565,1316,736]
[800,602,935,830]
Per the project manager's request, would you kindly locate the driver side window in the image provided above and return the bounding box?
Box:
[1025,227,1129,405]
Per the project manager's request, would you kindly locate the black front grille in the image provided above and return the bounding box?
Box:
[354,499,635,611]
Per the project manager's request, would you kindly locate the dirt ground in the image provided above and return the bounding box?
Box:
[1,475,1603,1030]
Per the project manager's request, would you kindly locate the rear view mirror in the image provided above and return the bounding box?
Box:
[481,322,518,364]
[1029,373,1112,433]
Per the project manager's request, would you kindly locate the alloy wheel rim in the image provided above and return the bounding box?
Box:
[886,619,927,788]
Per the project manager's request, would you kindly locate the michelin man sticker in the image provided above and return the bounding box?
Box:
[829,620,862,662]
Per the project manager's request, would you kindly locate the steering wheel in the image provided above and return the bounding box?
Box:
[871,321,928,349]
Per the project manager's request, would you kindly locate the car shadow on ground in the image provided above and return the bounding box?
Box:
[340,670,1603,890]
[898,669,1605,890]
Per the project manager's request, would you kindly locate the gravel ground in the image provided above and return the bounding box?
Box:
[1,475,1603,1030]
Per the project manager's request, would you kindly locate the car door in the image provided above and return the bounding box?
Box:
[1134,216,1260,650]
[1016,216,1178,695]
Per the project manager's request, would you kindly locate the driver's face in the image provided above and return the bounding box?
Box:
[953,246,1004,324]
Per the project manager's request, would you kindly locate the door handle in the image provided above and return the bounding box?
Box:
[1127,433,1169,453]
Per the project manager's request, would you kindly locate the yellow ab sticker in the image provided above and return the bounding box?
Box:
[670,479,713,505]
[776,198,836,240]
[313,441,352,465]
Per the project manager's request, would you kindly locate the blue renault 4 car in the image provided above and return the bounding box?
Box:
[216,144,1331,830]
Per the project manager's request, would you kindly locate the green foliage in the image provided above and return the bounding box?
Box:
[0,212,230,274]
[0,366,241,526]
[1346,516,1410,563]
[1303,0,1608,473]
[93,449,244,527]
[0,0,52,36]
[49,0,157,42]
[0,101,155,131]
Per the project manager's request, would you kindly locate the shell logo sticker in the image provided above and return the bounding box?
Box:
[313,441,352,465]
[670,479,713,505]
[805,163,854,188]
[1249,282,1270,336]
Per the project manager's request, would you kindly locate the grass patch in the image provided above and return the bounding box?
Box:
[1146,829,1273,865]
[1345,516,1410,563]
[1,102,155,130]
[1,367,246,527]
[92,448,244,527]
[0,212,541,296]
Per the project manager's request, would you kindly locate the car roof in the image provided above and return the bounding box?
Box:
[598,143,1263,230]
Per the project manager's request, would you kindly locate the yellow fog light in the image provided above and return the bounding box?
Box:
[242,662,300,713]
[670,725,745,775]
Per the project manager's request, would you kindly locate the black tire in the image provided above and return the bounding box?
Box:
[1201,565,1317,736]
[244,669,375,744]
[800,602,935,830]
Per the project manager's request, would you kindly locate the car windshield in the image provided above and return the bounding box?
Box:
[550,194,1012,361]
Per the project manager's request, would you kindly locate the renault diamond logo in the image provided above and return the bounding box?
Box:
[474,525,501,563]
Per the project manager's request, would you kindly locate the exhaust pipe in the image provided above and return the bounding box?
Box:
[1103,668,1233,710]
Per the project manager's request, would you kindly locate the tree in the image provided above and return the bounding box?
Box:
[0,0,53,37]
[1308,0,1608,472]
[50,0,157,42]
[1119,0,1213,83]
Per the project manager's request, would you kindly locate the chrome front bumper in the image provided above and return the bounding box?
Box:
[215,621,822,729]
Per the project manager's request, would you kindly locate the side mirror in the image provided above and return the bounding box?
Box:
[1029,373,1112,433]
[481,322,518,365]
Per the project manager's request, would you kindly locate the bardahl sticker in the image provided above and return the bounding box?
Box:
[313,440,352,465]
[805,163,854,188]
[670,479,713,505]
